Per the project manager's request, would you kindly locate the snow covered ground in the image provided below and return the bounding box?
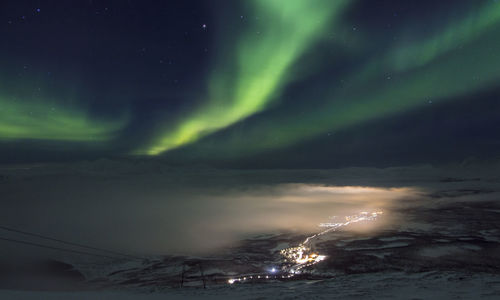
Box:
[2,271,500,299]
[2,161,500,298]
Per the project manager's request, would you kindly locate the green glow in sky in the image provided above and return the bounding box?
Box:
[140,0,350,155]
[7,1,498,159]
[171,1,500,158]
[0,97,127,142]
[388,2,500,72]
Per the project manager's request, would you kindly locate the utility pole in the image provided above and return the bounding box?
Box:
[180,263,185,288]
[199,262,206,289]
[180,260,206,289]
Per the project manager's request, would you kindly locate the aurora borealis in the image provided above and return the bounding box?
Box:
[0,97,127,142]
[1,0,500,166]
[139,0,350,155]
[4,2,500,296]
[199,0,500,159]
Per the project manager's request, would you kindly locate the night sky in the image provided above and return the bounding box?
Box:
[2,0,500,167]
[4,2,500,295]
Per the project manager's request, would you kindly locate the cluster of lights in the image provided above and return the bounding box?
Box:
[227,274,275,285]
[280,210,382,273]
[227,210,383,285]
[280,245,326,265]
[279,244,326,275]
[319,211,383,227]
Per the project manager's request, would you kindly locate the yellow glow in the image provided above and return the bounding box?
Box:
[281,210,383,272]
[299,185,410,194]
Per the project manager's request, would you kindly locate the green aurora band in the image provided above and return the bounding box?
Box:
[144,0,500,158]
[139,0,350,155]
[6,1,498,158]
[0,97,127,142]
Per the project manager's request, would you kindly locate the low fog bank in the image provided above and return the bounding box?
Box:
[1,158,499,260]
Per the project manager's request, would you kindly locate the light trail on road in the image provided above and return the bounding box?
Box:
[227,210,383,284]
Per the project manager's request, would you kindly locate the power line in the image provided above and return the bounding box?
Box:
[0,236,118,260]
[0,225,142,260]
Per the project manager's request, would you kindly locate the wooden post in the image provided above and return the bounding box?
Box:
[180,263,185,288]
[199,262,206,289]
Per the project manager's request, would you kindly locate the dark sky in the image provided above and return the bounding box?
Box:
[1,0,500,167]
